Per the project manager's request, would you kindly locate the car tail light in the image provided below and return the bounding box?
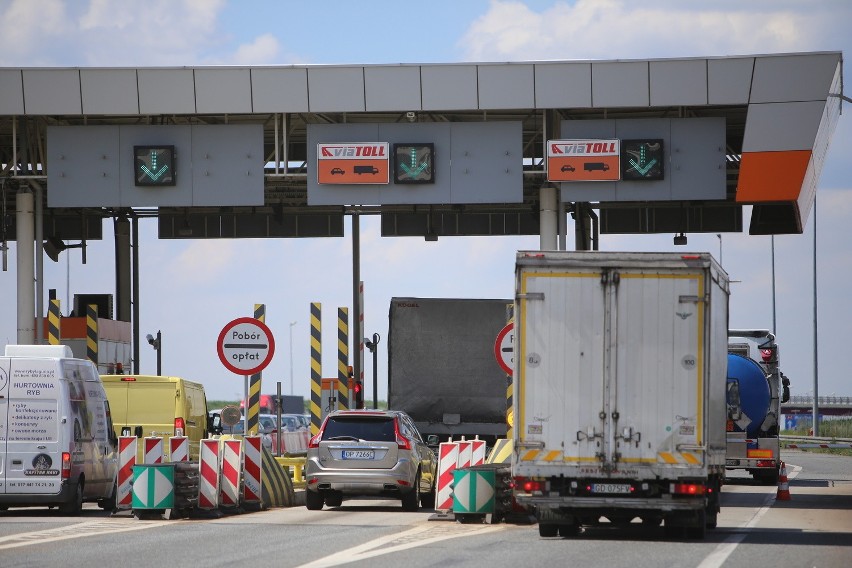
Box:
[393,418,411,450]
[120,376,137,382]
[308,434,321,449]
[671,483,705,496]
[174,417,185,436]
[61,452,72,479]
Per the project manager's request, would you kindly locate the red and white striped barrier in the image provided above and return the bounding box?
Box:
[117,436,137,509]
[276,431,310,454]
[243,436,262,504]
[198,439,220,510]
[457,440,472,469]
[435,441,459,512]
[143,436,164,464]
[169,436,189,462]
[471,439,486,466]
[220,439,242,507]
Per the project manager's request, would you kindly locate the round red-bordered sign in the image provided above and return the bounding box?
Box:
[494,322,514,376]
[217,317,275,376]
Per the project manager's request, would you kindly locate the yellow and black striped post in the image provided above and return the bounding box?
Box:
[48,299,61,345]
[337,307,349,410]
[246,304,265,435]
[505,304,515,439]
[86,304,98,365]
[310,302,322,436]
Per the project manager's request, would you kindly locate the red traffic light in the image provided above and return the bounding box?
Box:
[354,381,364,409]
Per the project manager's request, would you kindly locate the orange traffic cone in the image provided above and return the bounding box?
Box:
[776,461,791,501]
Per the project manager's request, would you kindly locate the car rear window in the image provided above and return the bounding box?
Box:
[322,416,395,442]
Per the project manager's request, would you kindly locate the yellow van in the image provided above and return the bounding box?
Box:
[101,374,211,462]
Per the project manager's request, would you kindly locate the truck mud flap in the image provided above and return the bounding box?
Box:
[536,507,575,524]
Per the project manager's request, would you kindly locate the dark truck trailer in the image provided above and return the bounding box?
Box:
[387,297,511,445]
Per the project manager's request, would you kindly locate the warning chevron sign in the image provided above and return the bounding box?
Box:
[452,469,495,514]
[131,464,175,509]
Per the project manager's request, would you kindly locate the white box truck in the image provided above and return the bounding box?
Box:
[512,251,729,539]
[0,345,118,514]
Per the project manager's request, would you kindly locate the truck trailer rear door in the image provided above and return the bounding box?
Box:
[609,267,706,470]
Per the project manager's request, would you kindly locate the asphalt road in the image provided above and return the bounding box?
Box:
[1,449,849,568]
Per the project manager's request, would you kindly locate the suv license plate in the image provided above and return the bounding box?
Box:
[591,483,631,494]
[342,450,374,460]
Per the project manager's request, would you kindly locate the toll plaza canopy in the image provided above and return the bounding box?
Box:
[0,51,843,243]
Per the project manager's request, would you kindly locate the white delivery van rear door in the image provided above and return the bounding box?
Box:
[0,356,64,496]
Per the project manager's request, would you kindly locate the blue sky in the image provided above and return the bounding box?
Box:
[0,0,850,402]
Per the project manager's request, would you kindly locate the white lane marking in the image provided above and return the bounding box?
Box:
[697,463,801,568]
[301,523,507,568]
[0,518,172,550]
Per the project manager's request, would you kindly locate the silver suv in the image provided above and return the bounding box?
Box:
[305,409,437,511]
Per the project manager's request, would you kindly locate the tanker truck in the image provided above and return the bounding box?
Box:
[725,330,791,485]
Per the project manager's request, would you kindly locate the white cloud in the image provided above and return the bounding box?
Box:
[0,0,68,59]
[228,33,281,65]
[460,0,844,61]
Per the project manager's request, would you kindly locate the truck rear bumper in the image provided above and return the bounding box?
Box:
[516,494,704,512]
[726,458,777,469]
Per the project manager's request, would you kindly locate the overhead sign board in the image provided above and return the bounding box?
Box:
[217,317,275,376]
[134,146,176,186]
[393,143,435,184]
[316,142,390,185]
[547,139,620,182]
[621,139,665,181]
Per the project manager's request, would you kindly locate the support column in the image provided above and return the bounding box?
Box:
[114,216,132,322]
[31,181,44,343]
[539,186,558,251]
[16,188,34,344]
[351,213,362,387]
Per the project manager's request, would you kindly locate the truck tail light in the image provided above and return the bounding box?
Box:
[174,417,185,436]
[514,477,543,492]
[61,452,72,479]
[756,460,776,468]
[671,483,705,496]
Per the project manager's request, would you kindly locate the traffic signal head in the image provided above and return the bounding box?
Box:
[354,381,364,409]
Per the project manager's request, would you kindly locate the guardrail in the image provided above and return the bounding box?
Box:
[780,435,852,449]
[782,395,852,406]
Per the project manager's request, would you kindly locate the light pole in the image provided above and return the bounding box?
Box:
[716,234,722,265]
[146,330,161,375]
[364,332,380,409]
[289,321,297,396]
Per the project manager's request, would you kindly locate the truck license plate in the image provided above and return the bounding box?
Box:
[591,483,631,494]
[341,450,374,460]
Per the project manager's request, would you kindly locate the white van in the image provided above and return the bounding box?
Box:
[0,345,118,514]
